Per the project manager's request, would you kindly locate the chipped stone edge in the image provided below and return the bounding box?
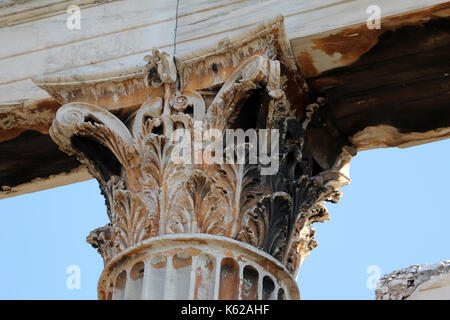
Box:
[0,165,92,200]
[375,260,450,300]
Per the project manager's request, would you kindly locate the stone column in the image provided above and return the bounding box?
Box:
[47,18,351,300]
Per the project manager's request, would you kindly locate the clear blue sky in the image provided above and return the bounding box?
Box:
[0,139,449,299]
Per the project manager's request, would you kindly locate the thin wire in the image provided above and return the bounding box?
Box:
[173,0,180,56]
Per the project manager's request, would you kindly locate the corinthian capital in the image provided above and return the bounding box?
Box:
[44,17,352,300]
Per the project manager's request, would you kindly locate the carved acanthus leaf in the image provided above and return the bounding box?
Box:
[184,170,226,234]
[111,188,157,252]
[86,224,114,264]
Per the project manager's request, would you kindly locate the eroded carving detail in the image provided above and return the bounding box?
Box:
[50,47,350,278]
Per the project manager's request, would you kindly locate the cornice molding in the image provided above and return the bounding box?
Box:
[0,0,120,28]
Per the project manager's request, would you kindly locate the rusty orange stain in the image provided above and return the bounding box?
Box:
[151,260,167,269]
[218,258,239,299]
[305,3,450,74]
[173,238,208,246]
[310,25,383,65]
[193,273,203,299]
[182,51,266,91]
[223,249,235,257]
[297,51,319,78]
[0,98,61,143]
[172,254,193,269]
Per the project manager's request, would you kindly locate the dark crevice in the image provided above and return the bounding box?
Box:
[70,135,122,183]
[152,125,164,135]
[232,89,269,131]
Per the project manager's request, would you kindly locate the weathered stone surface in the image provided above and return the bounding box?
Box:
[48,19,351,299]
[96,234,300,300]
[2,3,449,200]
[376,260,450,300]
[1,1,447,300]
